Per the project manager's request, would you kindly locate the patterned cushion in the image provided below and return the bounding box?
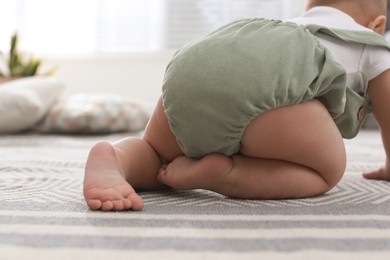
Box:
[37,94,152,134]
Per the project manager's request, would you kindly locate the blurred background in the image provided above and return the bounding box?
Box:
[0,0,306,55]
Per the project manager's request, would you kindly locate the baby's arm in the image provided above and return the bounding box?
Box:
[363,69,390,181]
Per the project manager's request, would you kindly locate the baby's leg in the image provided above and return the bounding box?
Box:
[158,100,346,199]
[158,154,233,190]
[84,97,183,211]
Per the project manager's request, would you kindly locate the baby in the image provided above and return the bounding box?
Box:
[83,0,390,211]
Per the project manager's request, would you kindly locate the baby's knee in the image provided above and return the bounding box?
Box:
[319,156,346,193]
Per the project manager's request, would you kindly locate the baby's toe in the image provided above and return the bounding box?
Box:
[122,198,133,210]
[86,199,103,210]
[101,200,114,211]
[112,200,125,211]
[128,193,144,211]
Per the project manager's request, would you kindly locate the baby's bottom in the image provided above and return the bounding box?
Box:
[157,99,346,199]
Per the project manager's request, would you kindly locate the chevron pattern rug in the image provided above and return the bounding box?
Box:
[1,130,390,259]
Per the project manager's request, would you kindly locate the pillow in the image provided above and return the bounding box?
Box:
[0,77,64,133]
[37,94,153,134]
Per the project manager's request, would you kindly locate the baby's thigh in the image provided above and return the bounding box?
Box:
[240,100,346,177]
[143,97,183,162]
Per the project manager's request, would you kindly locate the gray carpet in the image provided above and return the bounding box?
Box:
[1,130,390,259]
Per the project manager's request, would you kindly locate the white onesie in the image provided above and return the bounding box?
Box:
[288,6,390,95]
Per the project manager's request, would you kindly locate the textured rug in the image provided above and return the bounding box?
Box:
[0,130,390,259]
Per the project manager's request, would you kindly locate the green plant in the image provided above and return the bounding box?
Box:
[0,33,55,79]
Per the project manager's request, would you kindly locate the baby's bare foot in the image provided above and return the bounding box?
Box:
[83,141,143,211]
[157,153,233,190]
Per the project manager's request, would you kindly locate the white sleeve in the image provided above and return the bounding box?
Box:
[360,45,390,81]
[385,32,390,42]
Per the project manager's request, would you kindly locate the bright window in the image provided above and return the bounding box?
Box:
[0,0,305,55]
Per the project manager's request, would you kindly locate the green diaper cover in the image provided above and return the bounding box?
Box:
[162,18,390,158]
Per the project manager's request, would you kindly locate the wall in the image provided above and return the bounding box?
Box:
[43,50,175,103]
